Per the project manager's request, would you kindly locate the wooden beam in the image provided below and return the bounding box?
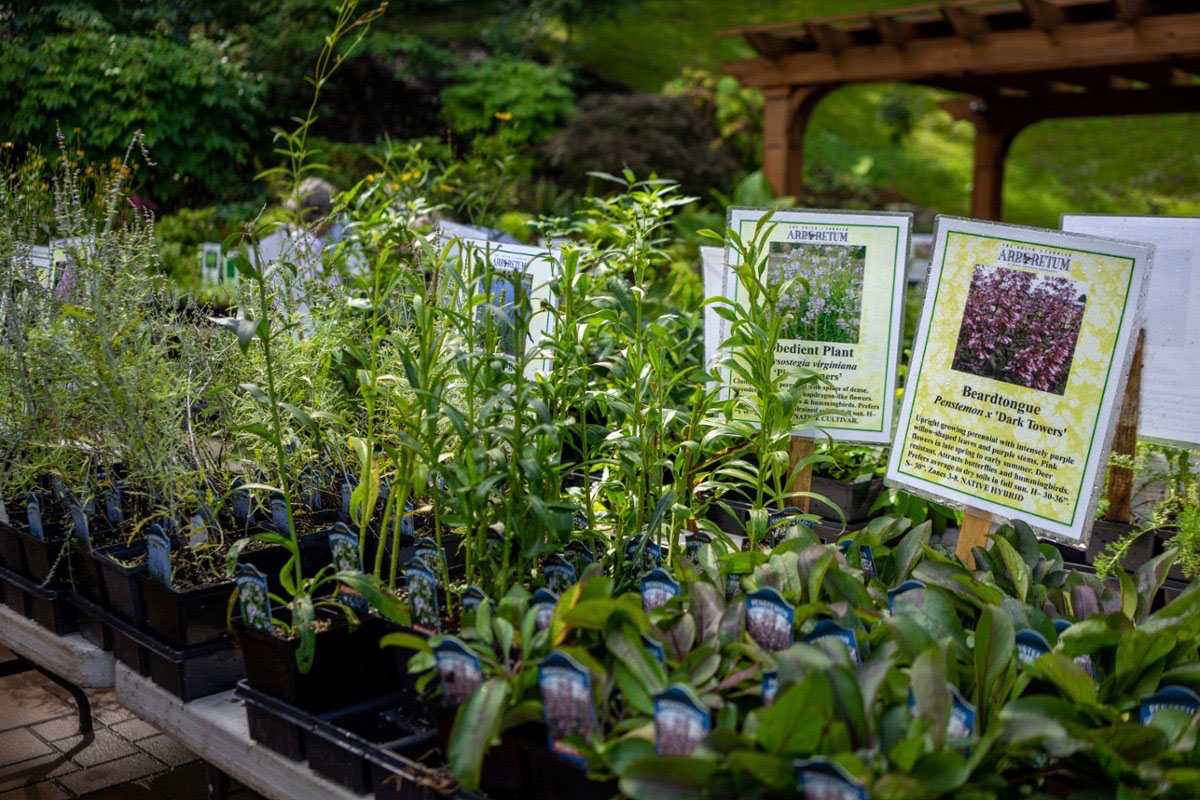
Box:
[871,12,914,47]
[1112,0,1151,23]
[805,21,854,53]
[1021,0,1067,31]
[724,11,1200,88]
[744,31,795,60]
[941,85,1200,122]
[941,3,992,40]
[1105,329,1144,524]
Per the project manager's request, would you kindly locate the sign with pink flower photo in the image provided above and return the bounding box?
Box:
[718,208,912,443]
[887,217,1154,546]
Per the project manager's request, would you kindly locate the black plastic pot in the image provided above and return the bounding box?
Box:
[112,626,151,675]
[369,746,487,800]
[0,565,76,635]
[238,680,309,761]
[304,693,437,794]
[70,540,107,607]
[2,573,28,615]
[0,520,28,576]
[235,612,397,713]
[432,703,538,800]
[74,600,114,651]
[809,475,884,524]
[17,526,71,586]
[95,543,148,627]
[521,738,617,800]
[140,573,235,649]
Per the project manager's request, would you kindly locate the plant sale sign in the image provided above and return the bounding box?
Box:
[717,208,911,444]
[886,217,1153,547]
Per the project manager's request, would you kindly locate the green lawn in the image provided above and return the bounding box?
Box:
[572,0,1200,227]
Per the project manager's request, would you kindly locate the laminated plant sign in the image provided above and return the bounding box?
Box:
[236,564,272,633]
[718,208,912,443]
[532,588,558,632]
[405,560,440,632]
[804,619,860,666]
[146,525,172,586]
[1061,215,1200,447]
[565,539,594,575]
[838,539,876,581]
[461,586,488,615]
[794,758,869,800]
[1054,619,1095,678]
[653,684,711,756]
[543,554,577,594]
[640,568,680,611]
[1015,629,1051,665]
[231,481,250,526]
[433,636,484,707]
[187,512,209,548]
[624,535,663,575]
[1139,686,1200,726]
[887,217,1153,547]
[414,536,441,571]
[25,493,43,540]
[340,481,353,520]
[761,670,779,707]
[641,633,666,666]
[329,524,367,611]
[887,579,927,615]
[767,506,812,546]
[538,651,599,766]
[746,587,795,652]
[269,494,288,531]
[445,234,558,380]
[908,685,977,740]
[700,245,725,371]
[400,500,415,538]
[684,531,711,561]
[68,496,90,549]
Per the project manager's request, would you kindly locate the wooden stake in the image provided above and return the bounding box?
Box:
[788,434,815,512]
[1104,329,1145,524]
[957,508,994,569]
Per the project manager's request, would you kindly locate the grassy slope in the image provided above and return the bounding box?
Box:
[573,0,1200,226]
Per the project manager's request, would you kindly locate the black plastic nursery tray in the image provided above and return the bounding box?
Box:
[85,594,244,701]
[0,564,78,635]
[368,747,487,800]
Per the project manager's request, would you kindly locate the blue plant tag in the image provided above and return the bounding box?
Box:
[106,481,125,526]
[565,539,594,574]
[187,512,210,548]
[805,619,860,666]
[231,480,251,526]
[837,539,876,581]
[654,684,711,756]
[624,536,663,574]
[746,587,795,652]
[146,524,172,587]
[1053,619,1096,678]
[25,493,43,540]
[544,554,577,594]
[948,685,977,739]
[642,632,666,667]
[887,579,927,615]
[641,568,680,612]
[538,651,598,766]
[532,588,558,632]
[405,560,440,632]
[762,670,780,707]
[413,536,441,570]
[329,524,367,611]
[794,757,868,800]
[400,500,415,538]
[269,494,288,532]
[1015,629,1052,665]
[572,512,589,531]
[1139,686,1200,726]
[486,527,505,560]
[434,636,484,706]
[67,495,90,549]
[340,481,354,520]
[725,572,743,600]
[300,468,321,510]
[684,531,712,560]
[767,507,813,546]
[50,475,67,504]
[236,564,272,632]
[462,586,488,615]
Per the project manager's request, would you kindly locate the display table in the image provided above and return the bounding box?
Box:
[114,664,362,800]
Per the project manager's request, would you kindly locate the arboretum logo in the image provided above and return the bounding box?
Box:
[786,227,850,243]
[997,245,1072,274]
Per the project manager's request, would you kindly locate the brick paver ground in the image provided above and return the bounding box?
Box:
[0,647,264,800]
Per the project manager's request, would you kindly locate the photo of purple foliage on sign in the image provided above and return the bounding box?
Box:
[952,265,1087,395]
[768,241,865,344]
[746,589,794,652]
[539,654,597,765]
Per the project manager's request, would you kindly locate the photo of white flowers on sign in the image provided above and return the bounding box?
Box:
[768,241,866,344]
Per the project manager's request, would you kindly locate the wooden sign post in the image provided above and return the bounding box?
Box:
[787,434,815,512]
[956,508,993,569]
[1104,330,1145,525]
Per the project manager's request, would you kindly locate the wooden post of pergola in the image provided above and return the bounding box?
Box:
[721,1,1200,220]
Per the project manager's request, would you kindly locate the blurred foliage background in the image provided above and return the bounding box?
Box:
[5,0,1199,291]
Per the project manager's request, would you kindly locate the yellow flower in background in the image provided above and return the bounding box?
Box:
[2,142,12,148]
[387,182,399,192]
[400,170,420,182]
[365,172,381,182]
[438,183,454,193]
[494,111,513,121]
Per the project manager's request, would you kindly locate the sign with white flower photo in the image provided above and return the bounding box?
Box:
[717,208,911,443]
[886,217,1153,547]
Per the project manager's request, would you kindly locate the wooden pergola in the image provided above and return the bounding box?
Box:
[721,0,1200,220]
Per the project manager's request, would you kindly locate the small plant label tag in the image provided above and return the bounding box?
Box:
[641,568,680,611]
[413,537,441,571]
[67,495,90,550]
[270,494,288,532]
[461,586,489,615]
[1053,619,1095,678]
[104,484,124,527]
[565,539,594,575]
[405,559,440,633]
[0,497,8,525]
[485,527,505,561]
[25,493,43,540]
[642,633,666,666]
[837,539,876,581]
[762,670,779,707]
[231,481,251,526]
[653,684,711,756]
[236,564,272,632]
[1139,686,1200,726]
[684,531,712,561]
[146,524,172,587]
[746,587,795,652]
[433,636,484,706]
[301,468,322,510]
[543,554,577,594]
[1015,629,1052,665]
[725,572,743,600]
[538,651,598,766]
[329,524,367,611]
[187,512,210,549]
[907,686,977,742]
[887,579,927,615]
[794,757,868,800]
[624,535,663,575]
[804,619,860,666]
[766,507,813,547]
[400,500,415,538]
[532,588,558,632]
